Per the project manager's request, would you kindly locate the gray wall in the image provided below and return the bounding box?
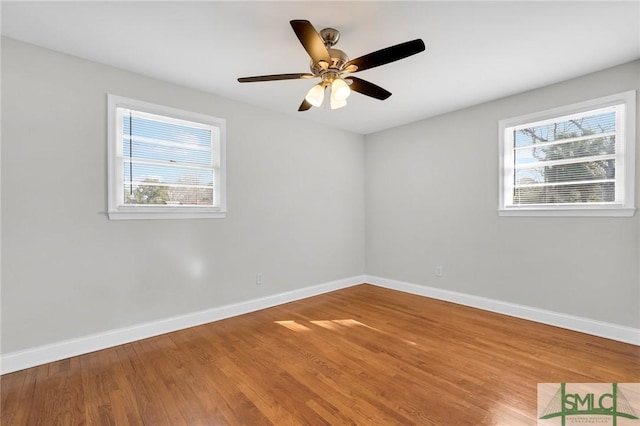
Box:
[365,60,640,328]
[1,38,366,353]
[2,37,638,357]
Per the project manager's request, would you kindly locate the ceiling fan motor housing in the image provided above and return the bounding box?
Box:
[309,28,349,78]
[310,48,349,76]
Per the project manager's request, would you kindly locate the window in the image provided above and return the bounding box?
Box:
[107,95,226,220]
[499,91,635,217]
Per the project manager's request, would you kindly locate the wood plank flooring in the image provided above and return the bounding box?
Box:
[2,284,639,425]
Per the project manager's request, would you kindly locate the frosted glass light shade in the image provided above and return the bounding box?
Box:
[305,84,325,107]
[330,97,347,110]
[331,78,351,101]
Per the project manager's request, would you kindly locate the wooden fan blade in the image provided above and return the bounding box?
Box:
[238,73,315,83]
[290,20,331,64]
[344,39,425,73]
[346,77,392,100]
[298,99,313,111]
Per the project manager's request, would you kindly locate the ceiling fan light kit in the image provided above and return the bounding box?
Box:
[305,83,326,107]
[330,96,347,110]
[331,78,351,101]
[238,20,425,111]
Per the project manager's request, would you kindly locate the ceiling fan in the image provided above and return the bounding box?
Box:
[237,20,426,111]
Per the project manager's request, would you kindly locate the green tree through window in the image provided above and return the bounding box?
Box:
[513,115,616,204]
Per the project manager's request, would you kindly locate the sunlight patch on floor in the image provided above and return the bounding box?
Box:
[309,320,341,330]
[274,320,311,332]
[274,318,418,347]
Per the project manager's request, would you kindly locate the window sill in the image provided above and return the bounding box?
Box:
[108,208,227,220]
[498,207,635,217]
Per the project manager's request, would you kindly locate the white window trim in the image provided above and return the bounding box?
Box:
[498,90,636,217]
[107,94,227,220]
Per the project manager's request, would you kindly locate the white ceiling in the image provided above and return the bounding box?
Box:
[2,1,639,135]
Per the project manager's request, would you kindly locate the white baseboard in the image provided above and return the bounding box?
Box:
[366,275,640,346]
[3,274,637,374]
[0,276,365,374]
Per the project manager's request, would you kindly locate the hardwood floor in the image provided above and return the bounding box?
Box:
[2,284,639,425]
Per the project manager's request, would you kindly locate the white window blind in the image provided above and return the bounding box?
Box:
[510,106,619,205]
[108,95,226,220]
[119,109,216,206]
[499,91,635,217]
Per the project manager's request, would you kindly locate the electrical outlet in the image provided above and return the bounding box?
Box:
[256,273,264,285]
[435,266,443,277]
